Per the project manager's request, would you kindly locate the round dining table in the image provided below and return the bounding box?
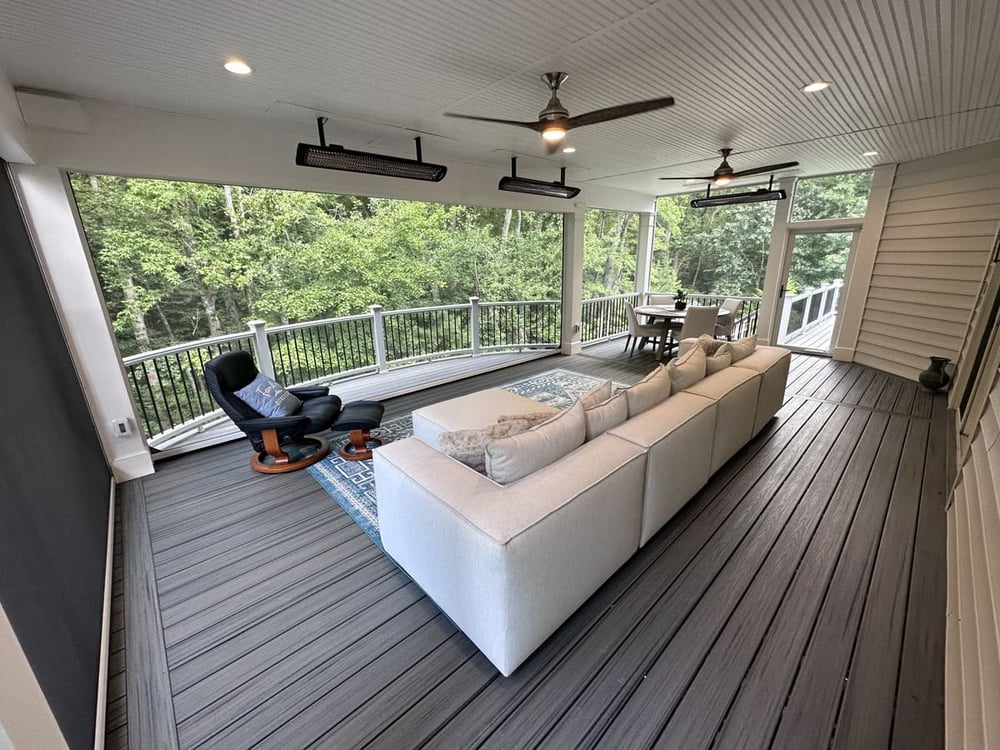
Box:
[633,304,725,361]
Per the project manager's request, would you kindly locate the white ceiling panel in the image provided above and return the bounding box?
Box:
[0,0,997,195]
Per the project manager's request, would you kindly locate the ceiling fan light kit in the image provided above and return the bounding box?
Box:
[660,148,799,193]
[444,72,674,152]
[498,157,580,199]
[296,117,447,182]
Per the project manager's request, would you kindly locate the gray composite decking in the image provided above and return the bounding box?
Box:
[782,315,836,352]
[114,340,947,749]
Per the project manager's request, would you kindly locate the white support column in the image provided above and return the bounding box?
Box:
[635,210,655,296]
[469,296,481,356]
[757,176,796,346]
[9,165,154,480]
[832,164,896,361]
[370,304,389,373]
[561,208,585,355]
[248,320,275,378]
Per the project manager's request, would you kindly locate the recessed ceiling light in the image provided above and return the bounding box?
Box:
[224,59,252,75]
[863,150,879,156]
[561,146,576,154]
[801,80,831,93]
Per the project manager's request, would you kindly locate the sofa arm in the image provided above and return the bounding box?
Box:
[374,434,646,675]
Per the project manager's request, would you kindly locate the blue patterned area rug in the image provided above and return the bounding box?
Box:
[308,368,610,549]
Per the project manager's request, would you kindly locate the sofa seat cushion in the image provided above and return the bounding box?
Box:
[608,391,717,545]
[684,366,761,473]
[412,388,558,449]
[485,400,587,484]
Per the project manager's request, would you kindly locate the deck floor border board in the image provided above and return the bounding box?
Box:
[791,392,935,420]
[890,395,949,749]
[169,570,417,715]
[121,480,180,750]
[831,418,931,750]
[501,403,853,750]
[768,413,919,749]
[590,407,884,750]
[426,398,832,748]
[659,412,904,749]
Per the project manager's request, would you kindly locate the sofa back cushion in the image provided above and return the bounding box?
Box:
[485,399,587,484]
[729,334,757,362]
[438,419,535,473]
[706,343,733,374]
[578,379,613,409]
[584,391,628,440]
[668,345,707,394]
[624,365,672,417]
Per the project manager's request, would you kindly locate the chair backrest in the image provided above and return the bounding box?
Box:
[679,305,720,340]
[721,297,742,315]
[625,302,641,334]
[204,350,266,423]
[647,293,675,306]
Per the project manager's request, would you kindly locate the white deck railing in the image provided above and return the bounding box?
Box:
[778,280,843,344]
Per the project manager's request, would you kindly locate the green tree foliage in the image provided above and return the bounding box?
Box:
[71,175,564,355]
[583,209,639,298]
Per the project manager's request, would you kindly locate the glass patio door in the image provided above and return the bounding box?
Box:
[775,230,858,354]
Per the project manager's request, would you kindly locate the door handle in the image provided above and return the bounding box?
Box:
[779,284,787,298]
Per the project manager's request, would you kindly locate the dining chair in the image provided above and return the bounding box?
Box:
[678,305,721,341]
[647,292,675,306]
[715,298,743,340]
[625,302,664,356]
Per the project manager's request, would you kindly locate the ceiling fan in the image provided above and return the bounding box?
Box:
[445,72,674,153]
[659,148,799,185]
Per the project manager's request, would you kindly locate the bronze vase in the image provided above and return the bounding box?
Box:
[918,356,950,391]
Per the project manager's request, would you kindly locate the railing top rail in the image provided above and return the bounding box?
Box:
[382,303,471,316]
[481,299,560,307]
[686,293,763,302]
[785,280,843,303]
[122,331,253,365]
[266,312,373,334]
[582,292,641,303]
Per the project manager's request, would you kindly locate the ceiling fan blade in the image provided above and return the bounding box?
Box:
[443,112,543,130]
[658,175,714,181]
[566,96,675,129]
[729,161,800,179]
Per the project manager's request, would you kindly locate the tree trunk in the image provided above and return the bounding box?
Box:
[502,209,512,241]
[121,273,151,350]
[515,210,522,235]
[154,304,174,341]
[223,185,241,238]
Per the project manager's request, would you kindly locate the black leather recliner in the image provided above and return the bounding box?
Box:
[204,350,383,473]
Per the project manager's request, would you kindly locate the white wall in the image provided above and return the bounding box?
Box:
[9,165,154,481]
[854,141,1000,380]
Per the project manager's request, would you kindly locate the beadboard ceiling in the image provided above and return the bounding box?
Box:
[1,0,998,196]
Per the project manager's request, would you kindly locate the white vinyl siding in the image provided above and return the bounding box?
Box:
[855,142,1000,380]
[948,363,1000,749]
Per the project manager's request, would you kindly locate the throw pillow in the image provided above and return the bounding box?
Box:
[485,400,586,484]
[438,419,534,474]
[623,364,672,417]
[584,391,628,440]
[695,333,726,356]
[496,411,557,428]
[668,344,707,394]
[729,334,758,362]
[578,379,613,409]
[233,373,302,417]
[705,342,733,375]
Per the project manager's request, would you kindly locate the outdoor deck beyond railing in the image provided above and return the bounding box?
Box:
[123,293,761,445]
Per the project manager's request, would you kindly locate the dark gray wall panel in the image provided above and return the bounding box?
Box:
[0,162,110,750]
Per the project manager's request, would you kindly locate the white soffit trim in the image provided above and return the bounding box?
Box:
[0,66,32,163]
[15,89,90,133]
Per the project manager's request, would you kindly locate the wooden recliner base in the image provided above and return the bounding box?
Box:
[339,428,383,461]
[250,431,330,474]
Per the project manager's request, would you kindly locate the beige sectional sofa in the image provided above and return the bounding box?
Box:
[374,340,791,676]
